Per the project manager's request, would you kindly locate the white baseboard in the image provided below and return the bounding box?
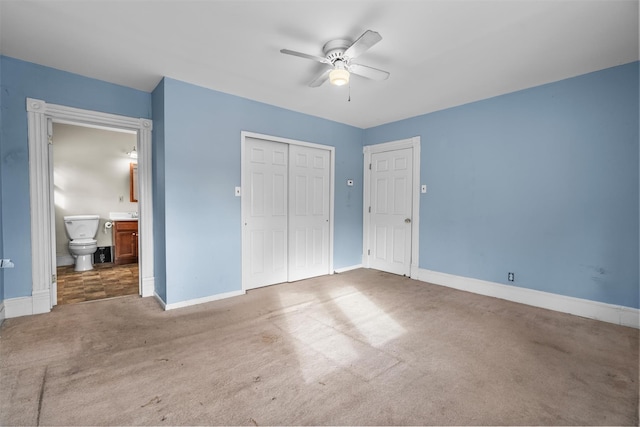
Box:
[416,268,640,329]
[164,289,246,311]
[141,277,155,298]
[4,296,33,318]
[4,292,53,319]
[334,264,363,274]
[154,292,166,310]
[4,296,41,318]
[32,290,51,315]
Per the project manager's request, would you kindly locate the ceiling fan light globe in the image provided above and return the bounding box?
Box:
[329,69,350,86]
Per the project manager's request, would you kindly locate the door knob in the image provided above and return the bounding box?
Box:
[404,218,411,223]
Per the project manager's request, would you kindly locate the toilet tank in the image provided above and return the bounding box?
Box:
[63,215,100,240]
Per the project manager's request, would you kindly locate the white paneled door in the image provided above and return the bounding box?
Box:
[243,138,289,289]
[369,147,413,276]
[242,136,331,290]
[288,144,330,282]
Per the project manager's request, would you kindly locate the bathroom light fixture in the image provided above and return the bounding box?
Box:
[127,146,138,159]
[329,61,350,86]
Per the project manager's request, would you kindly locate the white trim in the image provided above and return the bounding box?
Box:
[334,264,363,273]
[242,130,337,153]
[27,99,148,131]
[416,268,640,329]
[0,301,5,324]
[3,296,34,318]
[137,117,155,298]
[26,98,155,313]
[164,290,246,311]
[154,292,167,310]
[240,131,336,291]
[48,127,57,308]
[329,146,335,276]
[32,290,51,315]
[363,137,421,279]
[27,101,51,315]
[142,277,155,298]
[51,119,138,135]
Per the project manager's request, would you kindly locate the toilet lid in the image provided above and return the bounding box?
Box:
[70,239,97,246]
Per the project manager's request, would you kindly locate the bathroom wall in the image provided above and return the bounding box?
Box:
[52,121,138,263]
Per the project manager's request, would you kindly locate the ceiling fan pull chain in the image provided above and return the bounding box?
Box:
[348,81,351,102]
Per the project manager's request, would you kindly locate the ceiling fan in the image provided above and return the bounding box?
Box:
[280,30,390,87]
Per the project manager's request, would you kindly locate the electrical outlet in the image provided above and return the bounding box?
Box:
[0,259,15,268]
[508,272,515,282]
[347,179,354,187]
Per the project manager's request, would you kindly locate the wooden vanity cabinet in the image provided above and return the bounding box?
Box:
[113,220,138,265]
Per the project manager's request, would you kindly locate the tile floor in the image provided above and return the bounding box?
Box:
[56,263,139,305]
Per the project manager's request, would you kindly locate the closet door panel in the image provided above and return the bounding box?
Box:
[288,145,330,282]
[243,138,289,289]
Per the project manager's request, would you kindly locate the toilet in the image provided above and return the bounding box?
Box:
[63,214,100,272]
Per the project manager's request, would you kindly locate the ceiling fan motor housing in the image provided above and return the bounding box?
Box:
[323,39,351,64]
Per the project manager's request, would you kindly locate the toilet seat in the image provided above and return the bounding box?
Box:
[70,239,97,246]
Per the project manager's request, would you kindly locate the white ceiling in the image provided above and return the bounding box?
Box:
[1,0,638,128]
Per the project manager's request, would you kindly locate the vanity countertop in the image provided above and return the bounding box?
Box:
[109,212,138,221]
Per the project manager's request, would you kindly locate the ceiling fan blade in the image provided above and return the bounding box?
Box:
[344,30,382,60]
[308,68,331,87]
[280,49,331,64]
[349,63,390,81]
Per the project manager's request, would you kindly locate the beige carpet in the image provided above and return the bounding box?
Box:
[1,269,638,426]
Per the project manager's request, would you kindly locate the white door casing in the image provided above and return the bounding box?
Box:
[26,98,154,315]
[47,125,57,307]
[241,131,334,291]
[288,144,331,282]
[363,137,421,278]
[242,137,289,290]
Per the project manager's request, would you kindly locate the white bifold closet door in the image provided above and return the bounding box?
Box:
[243,137,330,290]
[288,144,330,282]
[244,138,289,289]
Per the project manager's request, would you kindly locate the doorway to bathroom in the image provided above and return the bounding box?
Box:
[52,122,140,305]
[26,98,154,315]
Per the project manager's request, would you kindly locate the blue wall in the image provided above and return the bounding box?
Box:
[1,54,637,311]
[0,56,151,299]
[0,56,4,306]
[0,56,363,306]
[365,61,639,308]
[156,78,363,305]
[152,79,167,302]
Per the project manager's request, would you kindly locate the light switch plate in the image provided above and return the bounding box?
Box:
[235,187,241,197]
[421,184,427,193]
[347,179,354,187]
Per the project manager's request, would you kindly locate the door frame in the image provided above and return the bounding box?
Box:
[26,98,154,314]
[363,136,421,278]
[240,131,335,291]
